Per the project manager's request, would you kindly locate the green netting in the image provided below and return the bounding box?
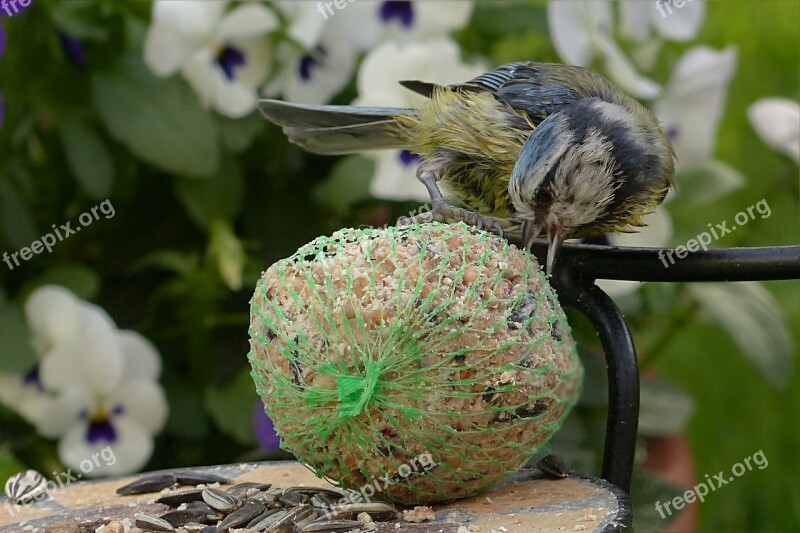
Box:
[248,222,583,505]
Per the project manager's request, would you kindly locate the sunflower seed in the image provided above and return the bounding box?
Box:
[279,490,308,507]
[117,473,177,495]
[202,487,242,513]
[155,488,205,507]
[537,454,570,478]
[4,470,49,505]
[250,509,290,531]
[326,502,397,521]
[284,486,348,499]
[179,524,209,532]
[134,513,176,532]
[175,471,231,486]
[300,519,364,532]
[218,500,267,529]
[226,481,272,498]
[160,507,213,527]
[246,507,281,528]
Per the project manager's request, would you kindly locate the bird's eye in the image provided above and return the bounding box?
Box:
[535,188,552,204]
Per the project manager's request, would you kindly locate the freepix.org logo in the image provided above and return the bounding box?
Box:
[1,0,33,17]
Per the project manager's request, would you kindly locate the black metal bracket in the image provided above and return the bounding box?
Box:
[506,238,800,494]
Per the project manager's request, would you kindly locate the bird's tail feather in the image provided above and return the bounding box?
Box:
[258,99,416,155]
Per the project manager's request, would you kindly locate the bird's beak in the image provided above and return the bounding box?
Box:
[522,220,541,251]
[546,225,566,277]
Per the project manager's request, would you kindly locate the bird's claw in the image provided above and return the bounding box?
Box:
[397,201,503,238]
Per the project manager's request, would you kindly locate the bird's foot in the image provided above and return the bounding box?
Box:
[398,200,503,237]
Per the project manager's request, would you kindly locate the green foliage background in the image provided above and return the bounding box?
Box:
[0,1,797,531]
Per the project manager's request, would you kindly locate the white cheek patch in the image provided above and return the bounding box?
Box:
[548,130,620,228]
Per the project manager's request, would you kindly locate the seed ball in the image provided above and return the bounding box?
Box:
[248,222,583,505]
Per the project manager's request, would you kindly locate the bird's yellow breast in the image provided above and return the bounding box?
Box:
[395,90,535,223]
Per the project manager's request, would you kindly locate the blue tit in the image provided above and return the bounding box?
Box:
[259,61,675,275]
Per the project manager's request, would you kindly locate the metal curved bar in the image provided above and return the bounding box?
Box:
[553,277,639,494]
[501,238,800,496]
[511,240,800,282]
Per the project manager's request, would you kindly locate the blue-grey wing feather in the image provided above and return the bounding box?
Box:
[400,61,612,124]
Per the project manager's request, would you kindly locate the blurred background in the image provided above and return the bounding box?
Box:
[0,1,797,531]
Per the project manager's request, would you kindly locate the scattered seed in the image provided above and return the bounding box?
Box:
[160,507,213,528]
[218,500,267,529]
[4,470,49,504]
[155,488,205,506]
[537,454,570,478]
[175,471,231,486]
[134,513,176,532]
[117,473,177,496]
[226,482,272,498]
[300,519,363,532]
[202,487,242,513]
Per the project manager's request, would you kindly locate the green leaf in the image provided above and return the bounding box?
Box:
[164,380,211,439]
[0,447,27,490]
[49,2,109,41]
[689,282,794,388]
[133,250,199,276]
[204,369,259,446]
[0,179,38,250]
[20,264,100,301]
[174,157,243,229]
[219,113,266,152]
[675,160,745,207]
[630,472,684,532]
[208,219,246,291]
[92,56,220,178]
[313,155,374,211]
[0,304,35,373]
[58,119,114,199]
[639,378,695,437]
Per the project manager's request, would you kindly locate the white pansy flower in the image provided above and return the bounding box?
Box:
[144,0,278,117]
[266,27,357,105]
[36,322,167,477]
[0,285,168,477]
[329,1,475,52]
[547,0,661,99]
[620,0,706,43]
[276,1,328,49]
[0,285,102,424]
[748,98,800,163]
[654,46,737,169]
[354,39,485,201]
[584,207,674,298]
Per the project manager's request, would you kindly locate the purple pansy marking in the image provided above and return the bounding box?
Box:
[23,365,43,392]
[253,402,281,452]
[299,45,327,82]
[665,125,679,141]
[379,1,414,28]
[0,0,35,18]
[57,31,87,68]
[216,44,246,81]
[111,405,124,416]
[398,149,421,167]
[86,418,117,444]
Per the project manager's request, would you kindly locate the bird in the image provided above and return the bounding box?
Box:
[258,61,676,275]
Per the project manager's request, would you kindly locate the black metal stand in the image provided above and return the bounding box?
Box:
[507,238,800,495]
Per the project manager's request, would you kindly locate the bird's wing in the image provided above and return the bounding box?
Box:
[400,62,613,124]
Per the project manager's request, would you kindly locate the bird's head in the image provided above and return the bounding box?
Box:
[509,97,675,276]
